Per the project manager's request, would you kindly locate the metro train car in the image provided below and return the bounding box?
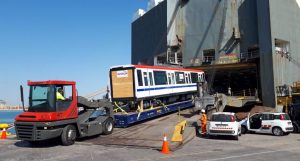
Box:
[109,65,205,109]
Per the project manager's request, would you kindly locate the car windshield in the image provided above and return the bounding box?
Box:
[28,85,56,112]
[211,114,235,122]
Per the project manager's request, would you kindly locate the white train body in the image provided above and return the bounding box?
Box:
[110,65,205,102]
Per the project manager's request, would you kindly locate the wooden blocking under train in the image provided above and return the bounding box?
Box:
[110,69,134,99]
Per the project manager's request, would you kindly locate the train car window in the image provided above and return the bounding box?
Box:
[200,73,204,82]
[137,70,143,86]
[171,73,176,84]
[153,71,167,85]
[191,73,198,83]
[168,73,172,84]
[185,73,188,84]
[143,72,148,86]
[175,72,185,84]
[188,73,192,83]
[149,72,154,86]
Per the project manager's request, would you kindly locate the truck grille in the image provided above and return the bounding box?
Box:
[15,124,34,140]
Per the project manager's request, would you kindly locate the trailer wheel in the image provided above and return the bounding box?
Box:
[61,125,77,146]
[103,118,114,135]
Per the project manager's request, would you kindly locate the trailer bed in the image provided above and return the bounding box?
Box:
[114,100,193,127]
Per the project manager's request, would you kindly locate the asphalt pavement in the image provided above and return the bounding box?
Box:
[1,129,300,161]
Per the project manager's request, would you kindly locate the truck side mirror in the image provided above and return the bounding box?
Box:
[20,85,25,111]
[20,85,26,111]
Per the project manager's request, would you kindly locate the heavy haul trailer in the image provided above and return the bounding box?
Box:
[110,65,205,127]
[15,80,114,145]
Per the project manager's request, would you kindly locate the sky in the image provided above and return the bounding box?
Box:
[0,0,149,106]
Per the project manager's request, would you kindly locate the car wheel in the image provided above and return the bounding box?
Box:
[241,126,247,134]
[103,118,114,135]
[293,124,299,133]
[61,125,77,146]
[272,127,283,136]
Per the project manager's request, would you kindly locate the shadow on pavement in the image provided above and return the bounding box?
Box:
[14,139,61,148]
[190,121,202,138]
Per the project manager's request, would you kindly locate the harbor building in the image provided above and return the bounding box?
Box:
[131,0,300,107]
[0,100,7,109]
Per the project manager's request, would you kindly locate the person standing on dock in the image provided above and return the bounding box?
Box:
[200,109,207,136]
[228,86,232,96]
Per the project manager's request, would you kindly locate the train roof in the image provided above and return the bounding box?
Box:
[110,64,204,72]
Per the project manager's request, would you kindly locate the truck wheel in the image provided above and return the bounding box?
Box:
[241,126,247,134]
[103,118,114,135]
[61,125,77,146]
[272,127,283,136]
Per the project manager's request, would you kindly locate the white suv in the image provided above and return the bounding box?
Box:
[240,112,294,136]
[207,112,241,140]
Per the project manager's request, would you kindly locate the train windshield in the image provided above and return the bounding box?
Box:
[28,85,56,112]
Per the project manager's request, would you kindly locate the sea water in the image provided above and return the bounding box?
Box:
[0,110,22,134]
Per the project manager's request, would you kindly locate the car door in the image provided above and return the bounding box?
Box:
[248,113,262,132]
[259,114,274,134]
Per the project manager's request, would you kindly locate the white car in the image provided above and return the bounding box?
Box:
[240,112,294,136]
[207,112,241,140]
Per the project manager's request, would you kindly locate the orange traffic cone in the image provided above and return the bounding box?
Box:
[161,133,170,154]
[1,128,7,139]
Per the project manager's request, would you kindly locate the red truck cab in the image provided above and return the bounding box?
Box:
[15,80,114,145]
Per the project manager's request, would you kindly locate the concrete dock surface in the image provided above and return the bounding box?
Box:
[83,109,198,150]
[1,110,300,161]
[1,132,300,161]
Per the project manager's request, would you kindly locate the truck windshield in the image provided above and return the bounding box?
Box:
[28,85,56,112]
[211,114,235,122]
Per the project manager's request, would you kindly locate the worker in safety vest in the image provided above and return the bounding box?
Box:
[200,109,207,136]
[56,88,65,101]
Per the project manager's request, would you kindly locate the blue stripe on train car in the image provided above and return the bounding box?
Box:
[136,84,197,92]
